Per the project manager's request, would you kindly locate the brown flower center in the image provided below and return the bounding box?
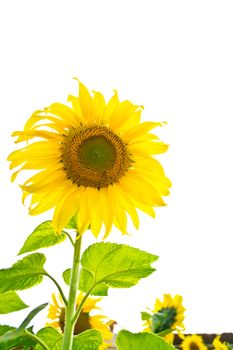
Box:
[61,126,130,189]
[189,342,200,350]
[59,307,92,335]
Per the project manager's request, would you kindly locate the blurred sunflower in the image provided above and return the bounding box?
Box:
[181,335,208,350]
[143,294,185,335]
[47,293,115,349]
[8,81,171,237]
[213,336,229,350]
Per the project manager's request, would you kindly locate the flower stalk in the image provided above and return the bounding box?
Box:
[62,233,82,350]
[24,330,50,350]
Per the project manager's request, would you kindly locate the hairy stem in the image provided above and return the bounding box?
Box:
[61,233,82,350]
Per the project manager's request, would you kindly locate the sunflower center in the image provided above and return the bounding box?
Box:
[189,342,200,350]
[61,126,130,189]
[152,307,177,333]
[59,307,91,335]
[79,135,116,171]
[73,312,92,335]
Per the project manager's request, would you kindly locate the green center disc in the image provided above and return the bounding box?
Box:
[79,135,116,171]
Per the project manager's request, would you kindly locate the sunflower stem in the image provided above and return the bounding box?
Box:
[71,285,95,326]
[62,233,82,350]
[44,272,68,305]
[64,230,75,247]
[24,330,49,350]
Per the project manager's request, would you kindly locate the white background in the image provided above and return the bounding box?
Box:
[1,0,233,334]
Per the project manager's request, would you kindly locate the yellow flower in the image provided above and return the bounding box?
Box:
[8,81,171,237]
[181,335,208,350]
[47,293,115,349]
[213,335,229,350]
[164,332,175,344]
[143,294,185,335]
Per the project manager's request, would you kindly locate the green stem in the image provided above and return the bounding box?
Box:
[25,330,49,350]
[64,231,75,247]
[44,272,68,305]
[72,285,95,326]
[62,233,82,350]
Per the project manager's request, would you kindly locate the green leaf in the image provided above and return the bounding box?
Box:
[116,330,175,350]
[0,291,28,314]
[0,329,36,350]
[141,311,152,321]
[91,283,109,296]
[79,242,158,295]
[18,221,67,255]
[62,268,71,285]
[73,329,103,350]
[0,305,47,350]
[35,328,103,350]
[0,253,46,293]
[63,270,109,296]
[0,325,15,337]
[35,327,63,350]
[19,303,48,330]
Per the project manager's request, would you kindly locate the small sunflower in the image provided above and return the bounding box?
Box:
[213,335,230,350]
[8,81,171,237]
[143,294,185,335]
[181,335,208,350]
[47,293,115,349]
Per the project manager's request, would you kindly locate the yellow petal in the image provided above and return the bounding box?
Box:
[92,91,106,123]
[52,185,80,233]
[99,188,113,238]
[114,184,139,229]
[108,185,127,234]
[87,188,102,237]
[47,102,80,127]
[107,100,138,130]
[129,140,169,155]
[122,121,164,140]
[103,90,119,124]
[12,130,63,143]
[77,187,90,233]
[117,109,142,134]
[78,81,93,123]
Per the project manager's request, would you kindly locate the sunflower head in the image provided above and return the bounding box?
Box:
[213,336,230,350]
[143,294,185,335]
[8,81,171,237]
[47,293,115,349]
[181,335,208,350]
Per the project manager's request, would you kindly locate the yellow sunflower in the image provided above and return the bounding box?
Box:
[181,335,208,350]
[143,294,185,335]
[47,293,115,349]
[213,335,229,350]
[8,81,171,237]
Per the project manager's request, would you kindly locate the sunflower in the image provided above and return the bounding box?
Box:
[181,335,208,350]
[47,293,115,349]
[8,81,171,237]
[143,294,185,334]
[213,335,229,350]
